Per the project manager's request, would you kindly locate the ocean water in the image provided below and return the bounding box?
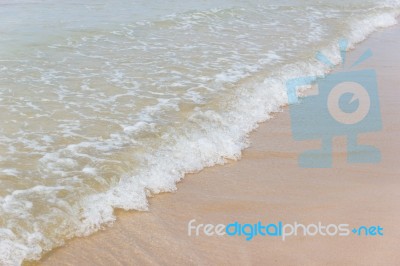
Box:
[0,0,399,264]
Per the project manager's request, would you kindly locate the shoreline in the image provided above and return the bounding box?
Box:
[35,23,400,265]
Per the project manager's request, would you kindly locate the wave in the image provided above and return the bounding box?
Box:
[0,2,399,265]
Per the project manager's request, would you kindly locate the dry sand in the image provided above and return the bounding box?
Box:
[36,23,400,266]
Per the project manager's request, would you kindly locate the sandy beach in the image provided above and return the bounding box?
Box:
[33,22,400,266]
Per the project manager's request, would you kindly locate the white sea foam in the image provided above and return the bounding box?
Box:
[0,1,399,265]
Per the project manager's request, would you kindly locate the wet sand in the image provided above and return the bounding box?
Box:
[36,23,400,265]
